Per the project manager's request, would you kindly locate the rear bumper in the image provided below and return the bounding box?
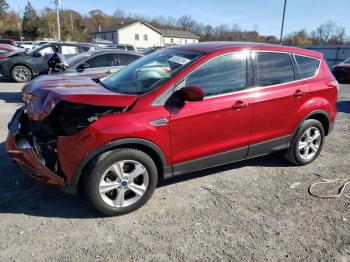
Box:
[6,107,68,188]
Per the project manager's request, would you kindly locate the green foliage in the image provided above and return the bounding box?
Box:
[0,0,9,16]
[22,1,39,38]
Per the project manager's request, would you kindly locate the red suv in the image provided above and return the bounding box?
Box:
[6,42,338,216]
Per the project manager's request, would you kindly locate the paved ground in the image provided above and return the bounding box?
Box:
[0,79,349,261]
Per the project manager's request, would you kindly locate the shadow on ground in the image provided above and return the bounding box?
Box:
[337,101,350,114]
[0,139,292,219]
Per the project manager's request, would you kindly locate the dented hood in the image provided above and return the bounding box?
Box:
[22,75,138,121]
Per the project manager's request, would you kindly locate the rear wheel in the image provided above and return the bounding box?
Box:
[84,148,158,216]
[284,119,324,165]
[11,65,32,83]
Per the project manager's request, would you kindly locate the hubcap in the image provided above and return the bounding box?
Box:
[99,160,149,208]
[298,127,321,161]
[15,68,29,81]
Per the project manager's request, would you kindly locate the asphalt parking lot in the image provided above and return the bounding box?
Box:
[0,80,349,261]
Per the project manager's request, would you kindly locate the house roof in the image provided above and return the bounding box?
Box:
[158,29,200,39]
[92,20,200,39]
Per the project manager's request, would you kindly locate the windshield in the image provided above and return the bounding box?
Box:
[101,48,203,95]
[343,57,350,64]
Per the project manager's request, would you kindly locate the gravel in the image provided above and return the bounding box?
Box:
[0,81,349,261]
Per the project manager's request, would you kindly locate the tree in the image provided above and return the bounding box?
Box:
[284,30,312,45]
[22,1,39,39]
[0,0,8,16]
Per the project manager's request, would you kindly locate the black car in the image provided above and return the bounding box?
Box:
[57,49,142,79]
[0,42,93,83]
[332,57,350,83]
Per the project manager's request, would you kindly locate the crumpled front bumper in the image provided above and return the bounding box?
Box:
[6,106,65,186]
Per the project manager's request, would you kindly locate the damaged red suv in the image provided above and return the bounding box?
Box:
[6,42,338,216]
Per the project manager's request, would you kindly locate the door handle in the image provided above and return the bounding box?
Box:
[232,100,248,110]
[293,90,306,97]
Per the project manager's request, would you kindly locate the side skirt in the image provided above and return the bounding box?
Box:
[171,135,292,177]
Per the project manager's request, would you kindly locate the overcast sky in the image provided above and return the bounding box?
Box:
[6,0,350,37]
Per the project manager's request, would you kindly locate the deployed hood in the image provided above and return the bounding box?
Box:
[22,75,138,121]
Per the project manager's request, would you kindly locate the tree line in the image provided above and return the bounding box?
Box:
[0,0,348,45]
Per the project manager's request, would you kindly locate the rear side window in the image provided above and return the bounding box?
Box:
[185,52,247,97]
[257,52,295,86]
[118,54,140,66]
[295,55,320,78]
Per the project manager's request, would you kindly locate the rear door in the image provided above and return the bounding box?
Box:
[170,51,254,173]
[248,51,309,156]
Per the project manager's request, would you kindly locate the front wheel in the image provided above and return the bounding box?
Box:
[84,148,158,216]
[11,65,32,83]
[284,119,325,165]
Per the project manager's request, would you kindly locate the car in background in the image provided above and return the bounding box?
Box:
[0,44,19,59]
[0,39,16,46]
[17,41,35,49]
[332,57,350,83]
[59,49,142,79]
[143,46,164,55]
[98,44,138,52]
[0,42,94,82]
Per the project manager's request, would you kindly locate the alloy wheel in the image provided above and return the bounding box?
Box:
[98,160,149,208]
[298,127,322,161]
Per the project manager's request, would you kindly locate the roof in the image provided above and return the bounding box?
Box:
[92,20,199,39]
[170,41,323,57]
[158,29,199,39]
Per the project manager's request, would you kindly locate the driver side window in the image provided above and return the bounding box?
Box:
[185,52,247,97]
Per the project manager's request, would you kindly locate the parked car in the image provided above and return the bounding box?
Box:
[0,44,18,59]
[0,42,93,82]
[16,41,35,49]
[143,46,164,55]
[57,49,142,79]
[0,39,16,46]
[332,57,350,83]
[98,44,138,52]
[6,42,338,216]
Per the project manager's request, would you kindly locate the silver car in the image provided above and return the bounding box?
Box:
[60,49,143,79]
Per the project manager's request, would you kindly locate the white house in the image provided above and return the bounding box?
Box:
[91,20,200,48]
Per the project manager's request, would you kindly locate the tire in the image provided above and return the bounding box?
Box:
[11,65,32,83]
[84,148,158,216]
[284,119,325,165]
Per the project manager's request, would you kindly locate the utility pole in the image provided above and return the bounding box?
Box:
[279,0,287,44]
[55,0,61,41]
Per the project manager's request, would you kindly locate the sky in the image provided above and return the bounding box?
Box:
[6,0,350,38]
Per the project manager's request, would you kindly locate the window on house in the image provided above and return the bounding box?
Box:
[144,34,148,41]
[171,38,174,44]
[185,39,188,44]
[135,34,139,40]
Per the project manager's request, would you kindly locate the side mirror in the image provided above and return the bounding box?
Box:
[32,51,41,57]
[176,86,204,102]
[77,62,89,72]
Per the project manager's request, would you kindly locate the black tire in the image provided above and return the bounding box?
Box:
[84,148,158,216]
[284,119,325,165]
[11,65,32,83]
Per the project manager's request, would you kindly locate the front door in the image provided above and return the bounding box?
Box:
[169,51,254,174]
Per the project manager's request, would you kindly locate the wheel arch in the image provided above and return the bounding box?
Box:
[72,138,172,187]
[295,110,331,136]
